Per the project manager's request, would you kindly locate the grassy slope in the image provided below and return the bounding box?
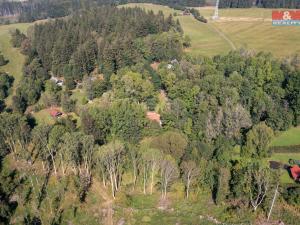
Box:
[271,127,300,147]
[124,4,300,57]
[199,7,275,18]
[200,7,300,57]
[0,23,32,105]
[213,21,300,57]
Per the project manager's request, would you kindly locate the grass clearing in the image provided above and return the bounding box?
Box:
[270,153,300,164]
[0,23,32,105]
[271,126,300,147]
[31,108,56,125]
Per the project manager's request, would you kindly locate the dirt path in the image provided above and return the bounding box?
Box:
[207,23,237,50]
[91,181,113,225]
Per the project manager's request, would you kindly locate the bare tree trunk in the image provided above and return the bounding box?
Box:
[42,161,45,172]
[109,173,115,199]
[186,178,190,199]
[143,165,147,195]
[50,153,57,175]
[268,183,279,221]
[150,167,154,195]
[113,171,118,191]
[60,155,65,176]
[133,166,137,188]
[164,180,168,199]
[101,168,106,187]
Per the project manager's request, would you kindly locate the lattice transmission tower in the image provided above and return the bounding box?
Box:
[212,0,220,20]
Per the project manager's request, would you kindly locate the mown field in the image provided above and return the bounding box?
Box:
[0,23,32,105]
[124,4,300,58]
[271,126,300,147]
[199,7,275,18]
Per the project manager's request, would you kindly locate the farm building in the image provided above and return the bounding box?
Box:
[50,109,63,118]
[50,76,64,86]
[146,111,162,126]
[290,165,300,181]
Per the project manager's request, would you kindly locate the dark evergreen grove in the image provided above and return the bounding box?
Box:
[31,6,183,76]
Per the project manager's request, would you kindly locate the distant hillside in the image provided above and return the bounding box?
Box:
[1,0,299,24]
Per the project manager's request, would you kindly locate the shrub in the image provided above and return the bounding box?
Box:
[283,186,300,205]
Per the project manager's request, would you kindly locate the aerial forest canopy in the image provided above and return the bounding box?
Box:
[1,2,300,225]
[11,6,184,111]
[32,6,183,77]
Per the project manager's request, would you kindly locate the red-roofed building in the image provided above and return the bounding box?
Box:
[146,112,162,126]
[50,109,63,118]
[290,165,300,181]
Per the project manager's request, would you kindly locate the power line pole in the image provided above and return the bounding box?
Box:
[267,183,279,221]
[212,0,220,20]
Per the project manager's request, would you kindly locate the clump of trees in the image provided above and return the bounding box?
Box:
[189,8,207,23]
[0,52,9,66]
[0,72,14,111]
[10,29,26,48]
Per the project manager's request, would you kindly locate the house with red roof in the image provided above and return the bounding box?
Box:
[50,109,63,118]
[290,165,300,181]
[146,111,162,126]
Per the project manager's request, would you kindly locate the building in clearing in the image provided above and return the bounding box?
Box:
[290,165,300,181]
[146,111,162,126]
[50,109,63,118]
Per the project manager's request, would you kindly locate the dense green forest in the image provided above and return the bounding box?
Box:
[0,4,300,223]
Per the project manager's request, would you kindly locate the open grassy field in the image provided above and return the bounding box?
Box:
[0,23,32,105]
[123,4,300,58]
[199,7,275,18]
[271,126,300,147]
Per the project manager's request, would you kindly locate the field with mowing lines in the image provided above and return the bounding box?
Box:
[124,4,300,58]
[198,7,274,18]
[212,21,300,57]
[0,23,32,105]
[271,126,300,147]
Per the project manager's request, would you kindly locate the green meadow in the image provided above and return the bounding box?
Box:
[271,127,300,147]
[0,23,32,105]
